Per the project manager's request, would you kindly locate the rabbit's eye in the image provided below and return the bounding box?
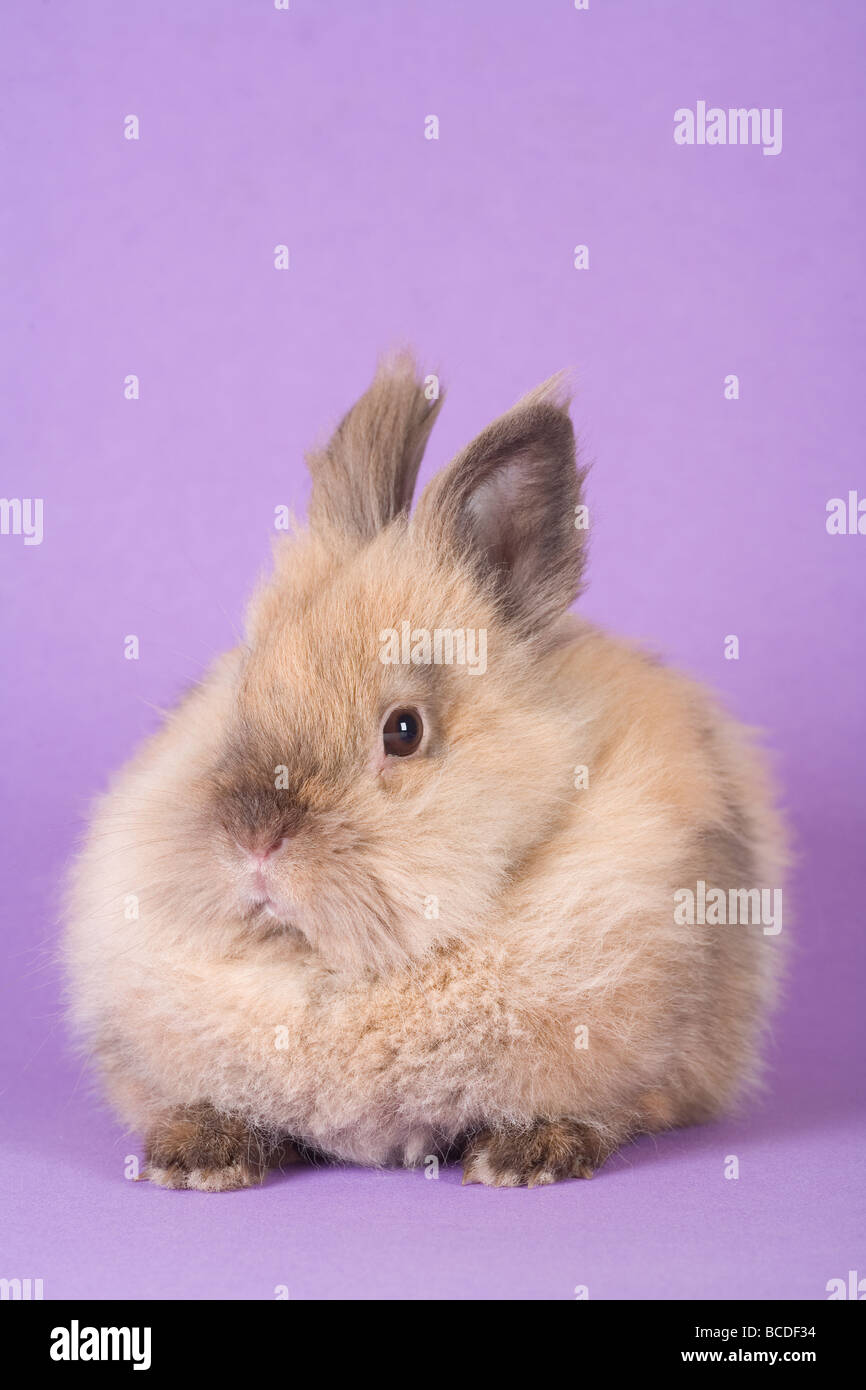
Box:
[383,707,423,757]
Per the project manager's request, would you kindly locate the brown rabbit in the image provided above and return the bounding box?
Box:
[64,353,786,1189]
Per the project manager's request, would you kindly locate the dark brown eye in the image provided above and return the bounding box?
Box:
[383,707,423,757]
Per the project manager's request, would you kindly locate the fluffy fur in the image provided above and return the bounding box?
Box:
[64,353,786,1189]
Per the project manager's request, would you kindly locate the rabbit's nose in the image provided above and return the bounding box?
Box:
[238,835,287,866]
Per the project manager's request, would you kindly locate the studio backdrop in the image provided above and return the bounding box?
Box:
[1,0,864,1302]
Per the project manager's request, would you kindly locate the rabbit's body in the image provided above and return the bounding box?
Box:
[65,358,785,1187]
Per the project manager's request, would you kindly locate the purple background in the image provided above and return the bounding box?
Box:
[2,0,864,1300]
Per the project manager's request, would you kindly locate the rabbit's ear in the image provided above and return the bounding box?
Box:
[306,351,443,542]
[413,374,587,637]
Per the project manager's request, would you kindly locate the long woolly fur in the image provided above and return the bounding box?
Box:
[63,351,787,1175]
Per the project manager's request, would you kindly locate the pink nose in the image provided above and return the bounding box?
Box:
[239,836,286,866]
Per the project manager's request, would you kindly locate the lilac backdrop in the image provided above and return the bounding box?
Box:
[1,0,864,1300]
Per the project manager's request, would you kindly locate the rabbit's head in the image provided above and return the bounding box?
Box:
[205,354,589,974]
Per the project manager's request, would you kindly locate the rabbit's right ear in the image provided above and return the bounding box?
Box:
[305,352,443,543]
[413,374,587,638]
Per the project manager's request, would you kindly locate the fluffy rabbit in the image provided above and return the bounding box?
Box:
[64,353,786,1190]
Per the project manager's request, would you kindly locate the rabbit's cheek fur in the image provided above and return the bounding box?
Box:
[199,612,567,977]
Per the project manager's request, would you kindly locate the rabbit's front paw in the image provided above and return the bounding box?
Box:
[144,1101,293,1192]
[462,1118,615,1188]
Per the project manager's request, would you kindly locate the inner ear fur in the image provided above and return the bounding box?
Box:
[413,374,588,637]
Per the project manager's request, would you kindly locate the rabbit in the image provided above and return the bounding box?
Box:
[64,352,786,1190]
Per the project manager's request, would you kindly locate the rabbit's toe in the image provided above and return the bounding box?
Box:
[144,1101,288,1192]
[146,1159,260,1192]
[462,1118,614,1188]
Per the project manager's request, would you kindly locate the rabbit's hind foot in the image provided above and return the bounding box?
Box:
[461,1117,618,1189]
[144,1101,298,1192]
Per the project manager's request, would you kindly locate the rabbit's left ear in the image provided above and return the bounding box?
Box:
[306,351,443,543]
[413,374,588,636]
